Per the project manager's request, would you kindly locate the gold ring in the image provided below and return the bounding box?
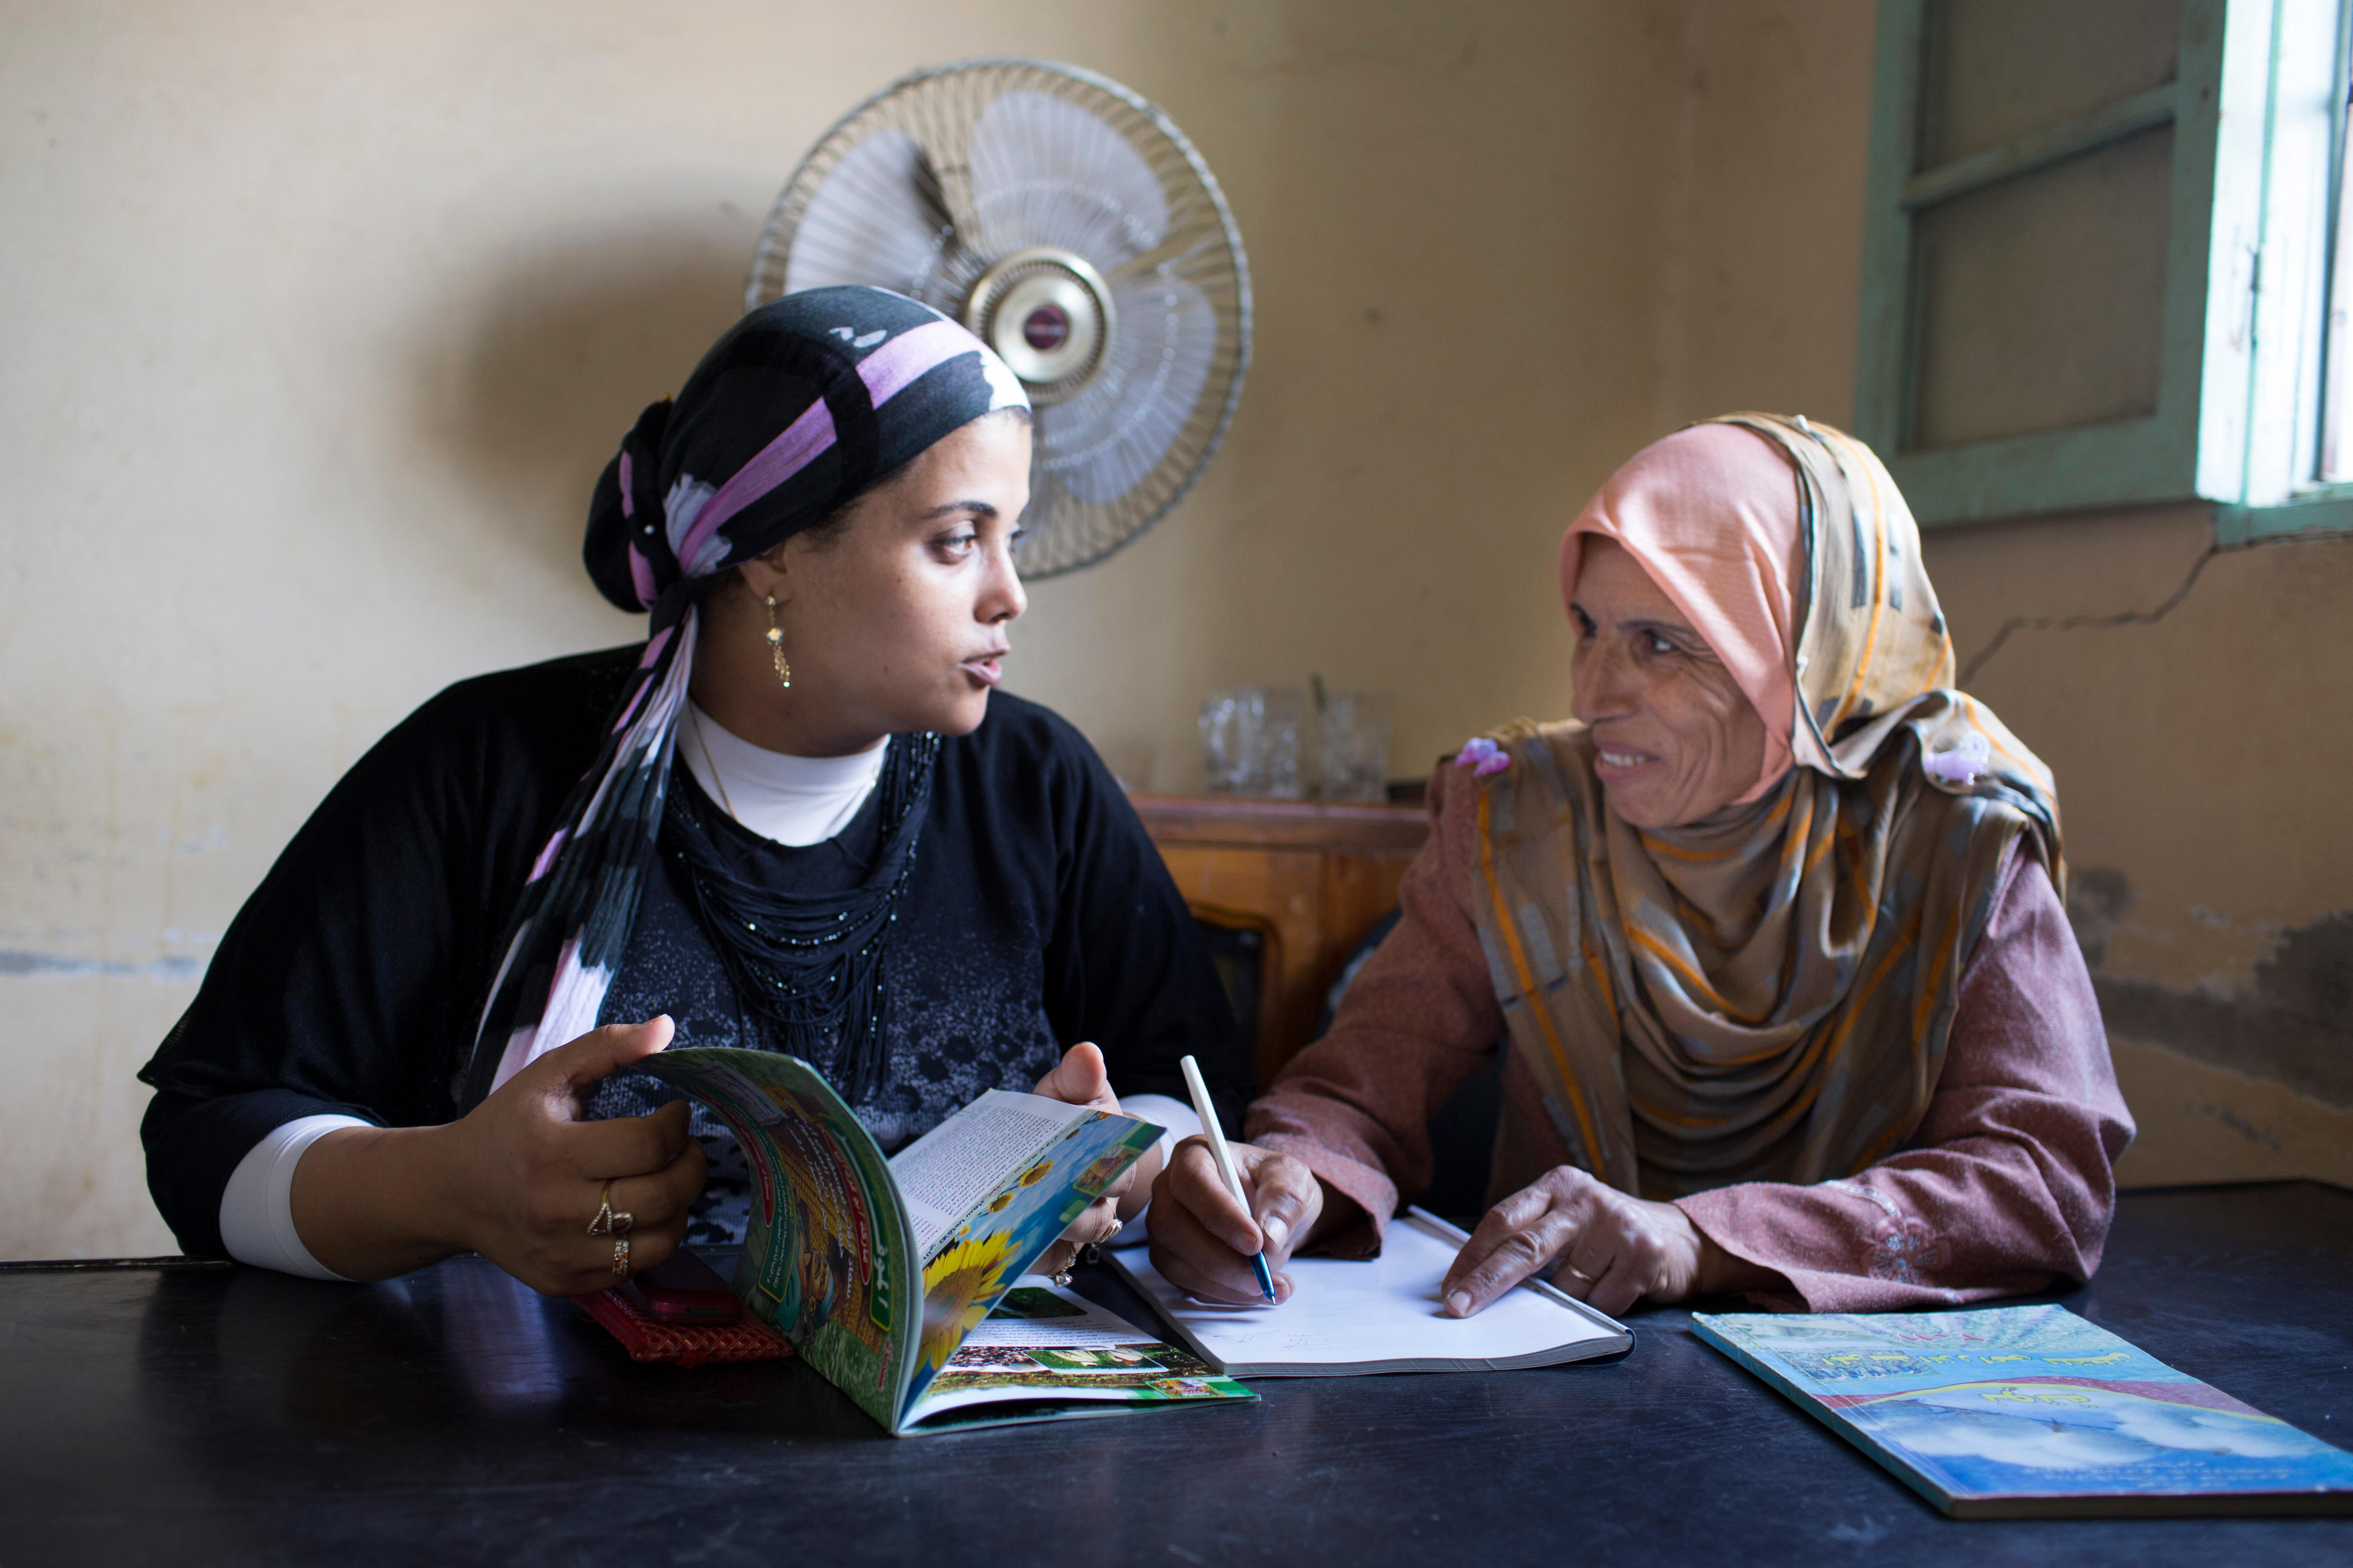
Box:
[1563,1265,1594,1283]
[588,1179,616,1237]
[611,1235,632,1282]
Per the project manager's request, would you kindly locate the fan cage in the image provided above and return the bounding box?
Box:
[748,58,1252,579]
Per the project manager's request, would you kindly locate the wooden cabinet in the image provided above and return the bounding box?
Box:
[1131,794,1431,1088]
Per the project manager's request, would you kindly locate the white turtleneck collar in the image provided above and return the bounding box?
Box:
[678,701,886,848]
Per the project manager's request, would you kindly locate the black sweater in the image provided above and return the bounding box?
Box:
[139,646,1247,1256]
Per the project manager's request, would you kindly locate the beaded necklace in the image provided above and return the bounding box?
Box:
[660,731,941,1102]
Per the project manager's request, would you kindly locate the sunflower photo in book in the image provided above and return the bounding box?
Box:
[912,1110,1152,1390]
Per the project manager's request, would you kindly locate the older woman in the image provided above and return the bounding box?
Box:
[1149,413,2132,1316]
[141,286,1246,1295]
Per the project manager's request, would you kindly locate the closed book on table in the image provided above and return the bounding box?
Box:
[1692,1303,2353,1517]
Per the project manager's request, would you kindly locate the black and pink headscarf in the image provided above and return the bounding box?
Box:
[455,286,1028,1109]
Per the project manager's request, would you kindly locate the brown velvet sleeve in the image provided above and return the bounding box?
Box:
[1675,846,2137,1311]
[1244,762,1506,1257]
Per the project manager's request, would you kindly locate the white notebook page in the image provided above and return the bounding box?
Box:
[1114,1209,1626,1372]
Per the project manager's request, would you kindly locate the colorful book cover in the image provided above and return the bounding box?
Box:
[643,1049,915,1421]
[639,1047,1254,1435]
[1692,1303,2353,1517]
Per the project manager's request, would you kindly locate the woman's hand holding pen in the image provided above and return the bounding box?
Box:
[1029,1041,1146,1279]
[1146,1140,1328,1305]
[289,1016,706,1294]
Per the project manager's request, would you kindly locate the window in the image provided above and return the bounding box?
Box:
[1854,0,2353,542]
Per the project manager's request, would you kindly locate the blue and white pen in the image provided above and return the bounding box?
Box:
[1179,1053,1278,1304]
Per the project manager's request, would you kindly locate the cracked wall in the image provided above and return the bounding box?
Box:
[1929,507,2353,1187]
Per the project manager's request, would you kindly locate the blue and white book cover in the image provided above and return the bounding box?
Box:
[1691,1303,2353,1517]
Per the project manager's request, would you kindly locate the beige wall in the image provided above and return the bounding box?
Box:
[2,0,2342,1259]
[1930,506,2353,1189]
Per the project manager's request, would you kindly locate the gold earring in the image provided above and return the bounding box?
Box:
[763,595,792,691]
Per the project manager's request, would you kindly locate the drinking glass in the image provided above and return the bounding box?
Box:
[1199,687,1304,798]
[1318,691,1393,802]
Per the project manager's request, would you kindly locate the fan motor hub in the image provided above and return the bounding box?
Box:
[962,247,1114,404]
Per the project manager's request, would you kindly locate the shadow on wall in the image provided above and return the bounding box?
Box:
[407,216,755,581]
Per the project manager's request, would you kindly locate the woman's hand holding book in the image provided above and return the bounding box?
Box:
[1028,1042,1151,1278]
[288,1017,707,1293]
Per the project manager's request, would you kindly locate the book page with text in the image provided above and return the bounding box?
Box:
[889,1090,1083,1257]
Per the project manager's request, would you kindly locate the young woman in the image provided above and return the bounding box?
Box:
[141,286,1247,1295]
[1150,414,2132,1317]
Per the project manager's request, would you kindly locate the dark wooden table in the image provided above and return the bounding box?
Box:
[6,1183,2349,1566]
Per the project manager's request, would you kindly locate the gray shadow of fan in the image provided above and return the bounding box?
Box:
[748,59,1253,579]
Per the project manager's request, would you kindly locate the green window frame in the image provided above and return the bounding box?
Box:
[1854,0,2353,542]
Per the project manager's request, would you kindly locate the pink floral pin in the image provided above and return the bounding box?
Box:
[1453,737,1511,778]
[1924,731,1991,786]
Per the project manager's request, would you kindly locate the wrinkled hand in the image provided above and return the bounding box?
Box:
[1145,1137,1324,1306]
[1029,1042,1134,1278]
[1441,1165,1709,1319]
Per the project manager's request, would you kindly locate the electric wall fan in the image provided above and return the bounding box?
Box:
[748,59,1251,577]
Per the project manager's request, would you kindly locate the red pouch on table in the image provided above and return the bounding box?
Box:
[572,1253,794,1369]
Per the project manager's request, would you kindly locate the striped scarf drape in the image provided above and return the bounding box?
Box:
[452,286,1028,1111]
[1466,415,2061,1197]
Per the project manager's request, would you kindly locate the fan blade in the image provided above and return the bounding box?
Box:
[783,127,955,303]
[966,91,1168,271]
[1038,276,1217,505]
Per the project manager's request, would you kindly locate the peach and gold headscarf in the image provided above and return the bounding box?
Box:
[1463,415,2061,1198]
[1560,422,1804,802]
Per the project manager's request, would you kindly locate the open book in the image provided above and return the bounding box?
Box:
[639,1047,1255,1434]
[1111,1207,1631,1376]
